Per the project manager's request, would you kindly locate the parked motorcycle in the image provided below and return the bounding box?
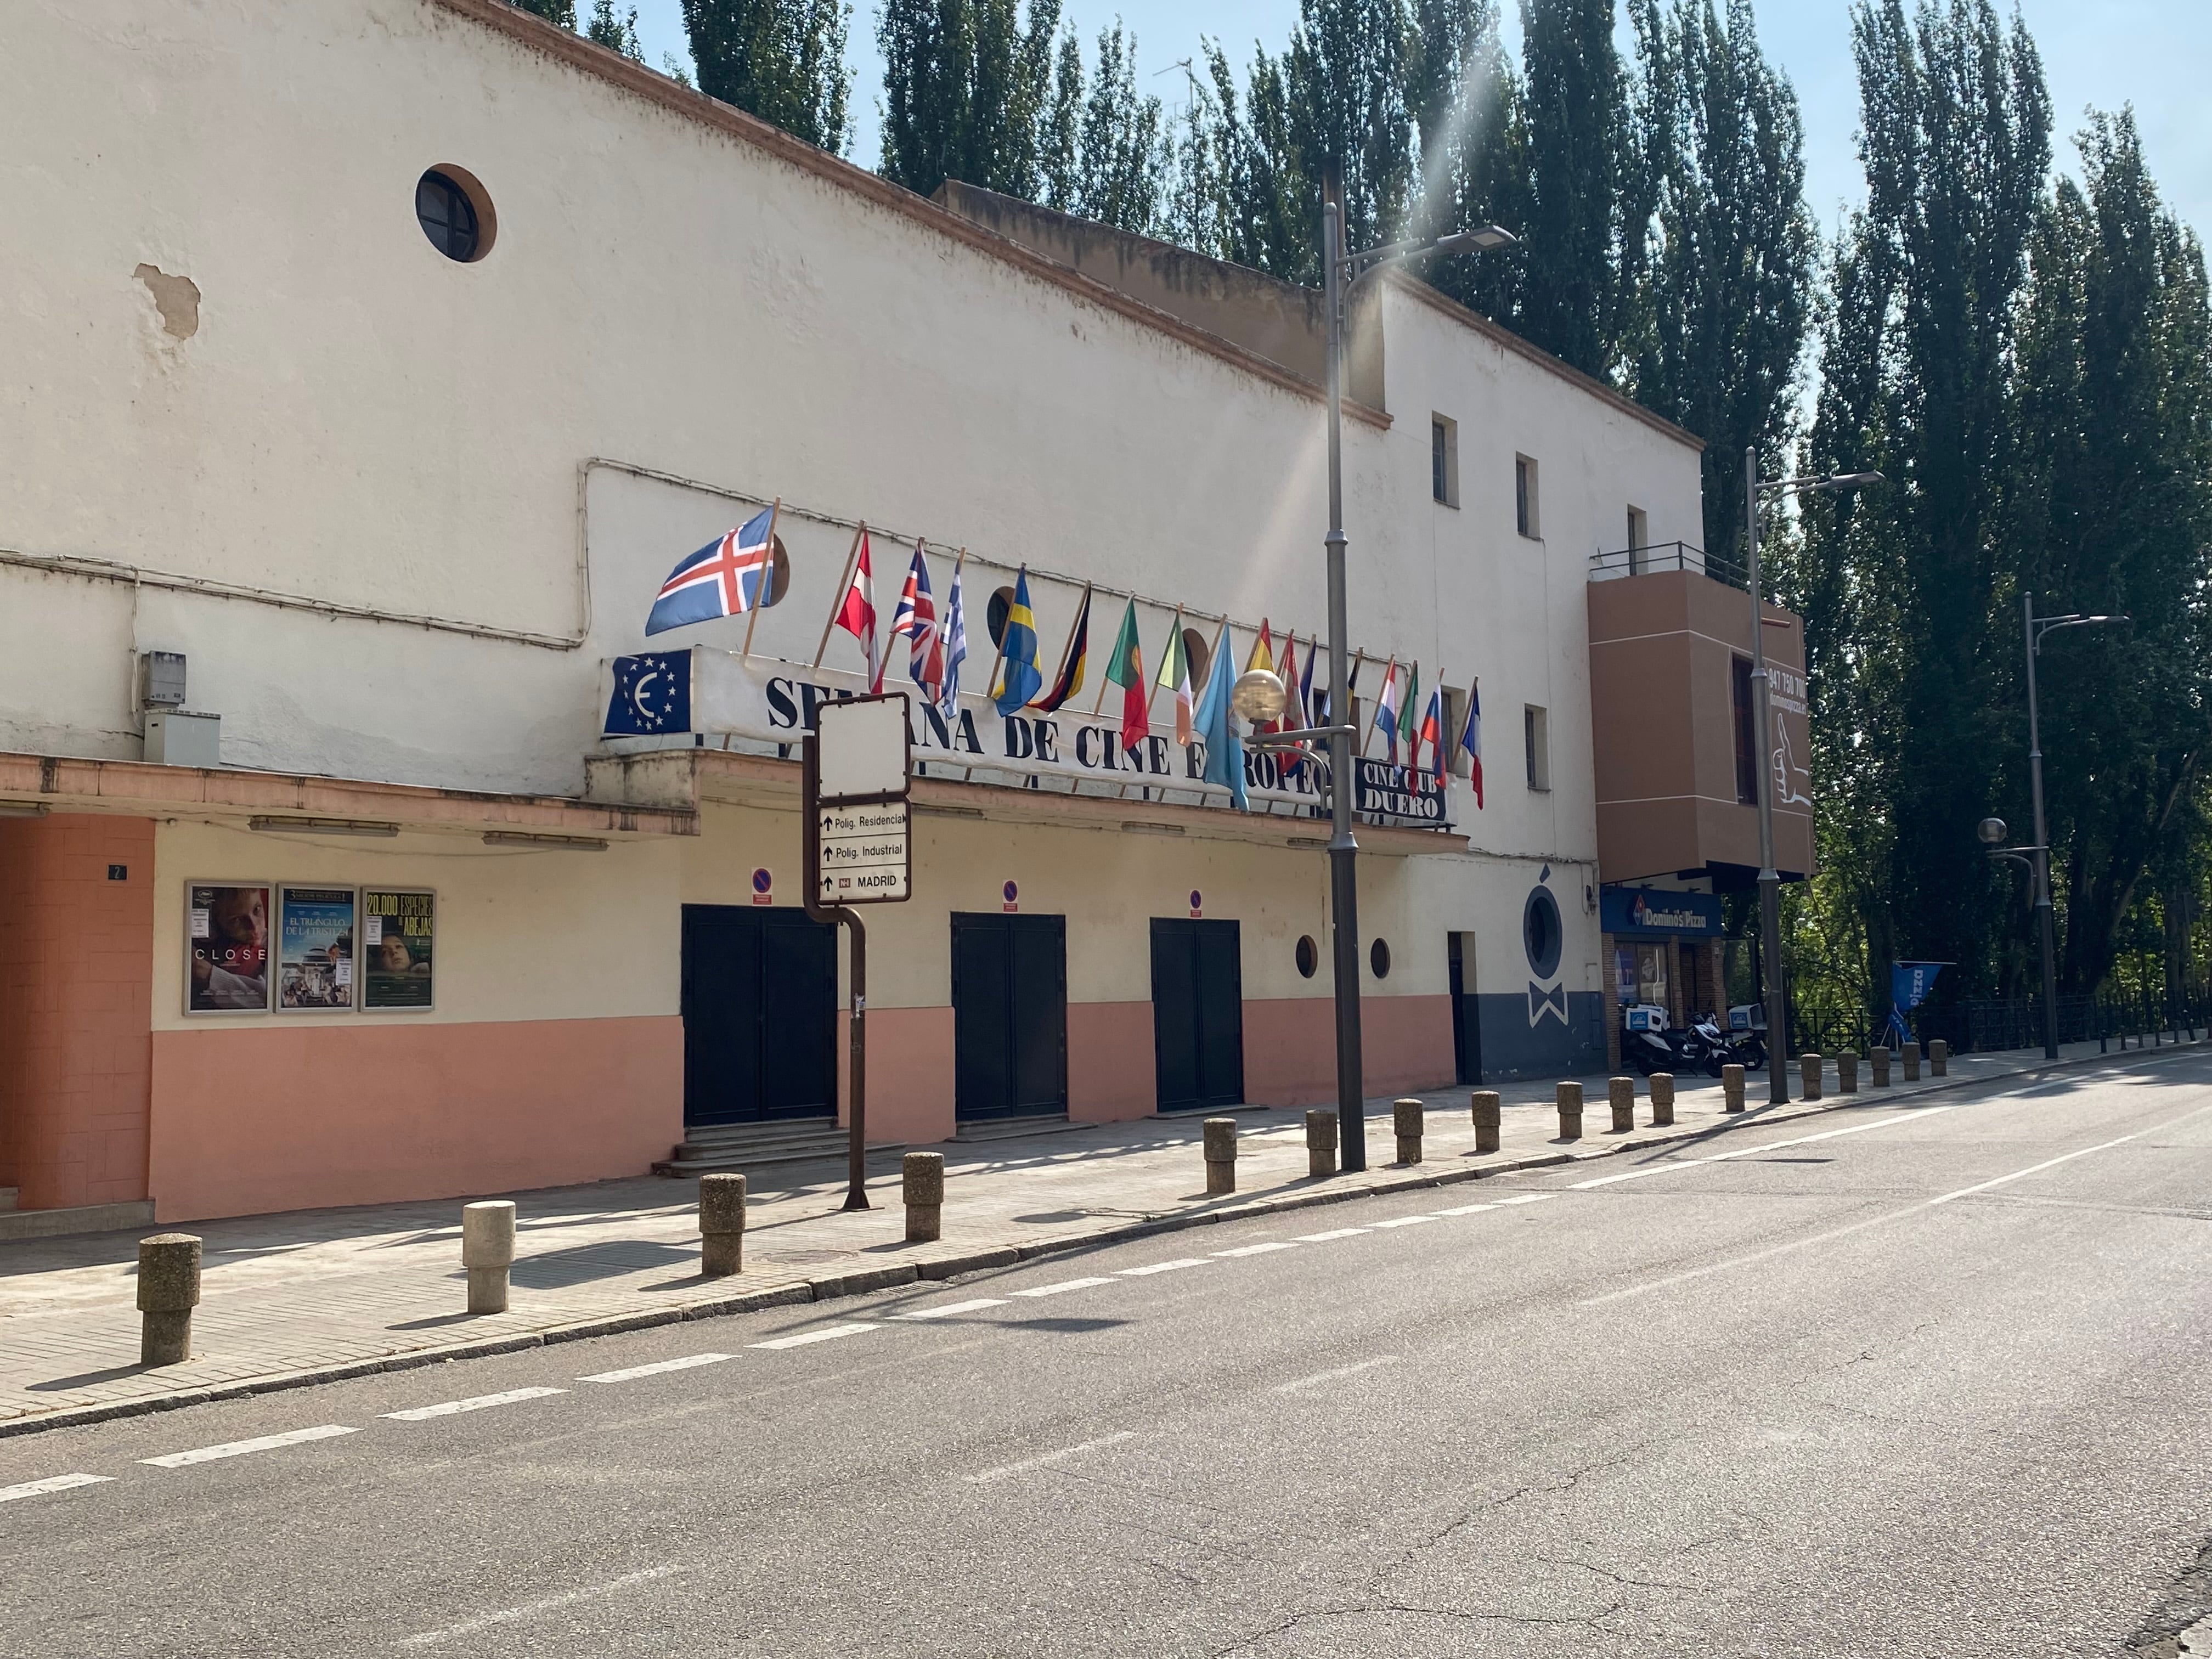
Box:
[1709,1004,1769,1071]
[1620,1003,1722,1077]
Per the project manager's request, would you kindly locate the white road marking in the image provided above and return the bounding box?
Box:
[140,1424,357,1469]
[1570,1109,1955,1190]
[1118,1258,1210,1276]
[1295,1227,1372,1242]
[0,1472,112,1504]
[1214,1242,1300,1257]
[1493,1193,1559,1206]
[1928,1135,2142,1205]
[963,1430,1139,1485]
[381,1387,566,1421]
[895,1298,1008,1319]
[1370,1215,1439,1229]
[1433,1203,1496,1216]
[1011,1276,1115,1298]
[1274,1356,1400,1393]
[749,1322,878,1351]
[578,1353,735,1384]
[398,1564,685,1649]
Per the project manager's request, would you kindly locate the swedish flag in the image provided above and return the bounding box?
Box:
[992,566,1043,714]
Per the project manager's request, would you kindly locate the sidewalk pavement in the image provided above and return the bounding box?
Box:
[0,1037,2160,1436]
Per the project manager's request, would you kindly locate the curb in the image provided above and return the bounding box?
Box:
[1,1039,2190,1442]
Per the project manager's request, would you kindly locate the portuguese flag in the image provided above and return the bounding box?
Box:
[1103,598,1148,752]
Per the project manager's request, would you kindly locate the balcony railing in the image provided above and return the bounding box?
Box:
[1589,540,1747,587]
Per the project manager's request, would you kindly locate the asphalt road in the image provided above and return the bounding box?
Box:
[8,1052,2212,1656]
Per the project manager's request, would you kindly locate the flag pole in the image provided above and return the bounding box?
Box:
[1146,606,1182,722]
[812,521,865,670]
[1361,656,1395,755]
[1037,581,1089,710]
[741,498,781,664]
[985,563,1022,702]
[1090,592,1121,716]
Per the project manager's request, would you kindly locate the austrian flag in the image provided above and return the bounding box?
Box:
[834,531,884,693]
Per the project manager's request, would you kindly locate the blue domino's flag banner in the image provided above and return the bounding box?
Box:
[1892,962,1944,1013]
[605,652,693,736]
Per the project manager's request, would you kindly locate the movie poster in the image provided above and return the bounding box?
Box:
[187,883,271,1013]
[361,889,435,1009]
[277,887,357,1011]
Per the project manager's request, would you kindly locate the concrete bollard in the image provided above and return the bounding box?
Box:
[1649,1073,1675,1127]
[1903,1041,1921,1082]
[1556,1081,1584,1141]
[1608,1075,1635,1133]
[699,1172,747,1276]
[902,1152,945,1243]
[137,1233,201,1368]
[1203,1117,1238,1195]
[1722,1064,1746,1113]
[1305,1109,1339,1178]
[1800,1053,1822,1102]
[1392,1098,1425,1164]
[1470,1091,1502,1155]
[462,1200,516,1315]
[1872,1046,1892,1088]
[1929,1038,1949,1077]
[1838,1051,1859,1094]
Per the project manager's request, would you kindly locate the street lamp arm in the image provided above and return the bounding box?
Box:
[2031,613,2129,654]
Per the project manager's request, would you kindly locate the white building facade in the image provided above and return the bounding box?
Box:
[0,0,1706,1226]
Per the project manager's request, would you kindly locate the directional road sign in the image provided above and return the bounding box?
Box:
[816,801,911,904]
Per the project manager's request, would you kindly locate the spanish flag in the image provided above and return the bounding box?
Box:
[992,566,1043,715]
[1030,583,1091,712]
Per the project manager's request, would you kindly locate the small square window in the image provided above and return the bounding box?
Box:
[1515,455,1541,539]
[1431,415,1459,508]
[1525,703,1550,791]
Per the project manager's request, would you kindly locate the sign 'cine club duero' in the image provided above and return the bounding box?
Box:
[603,648,1453,829]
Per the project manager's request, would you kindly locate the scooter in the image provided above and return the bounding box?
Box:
[1621,1003,1717,1076]
[1709,1004,1769,1071]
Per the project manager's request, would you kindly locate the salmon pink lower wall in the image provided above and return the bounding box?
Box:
[837,1006,956,1146]
[0,814,155,1211]
[1068,1001,1155,1123]
[148,1015,683,1222]
[1244,994,1456,1107]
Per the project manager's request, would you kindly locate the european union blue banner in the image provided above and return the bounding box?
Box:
[605,652,692,736]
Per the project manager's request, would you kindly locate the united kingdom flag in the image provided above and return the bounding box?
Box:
[890,541,945,706]
[645,508,775,636]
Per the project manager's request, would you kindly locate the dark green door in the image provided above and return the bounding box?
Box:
[1150,918,1244,1111]
[681,906,838,1126]
[951,913,1068,1122]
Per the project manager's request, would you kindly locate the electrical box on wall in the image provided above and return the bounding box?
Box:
[144,711,220,768]
[140,651,187,708]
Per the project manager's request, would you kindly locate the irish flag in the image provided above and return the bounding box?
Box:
[1158,614,1194,745]
[1102,599,1148,751]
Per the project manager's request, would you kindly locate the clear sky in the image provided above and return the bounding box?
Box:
[620,1,2209,238]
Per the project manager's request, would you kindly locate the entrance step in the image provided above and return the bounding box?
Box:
[953,1114,1073,1143]
[654,1118,872,1177]
[0,1199,156,1242]
[0,1187,16,1212]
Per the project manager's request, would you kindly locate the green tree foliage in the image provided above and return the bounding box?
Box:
[1070,23,1168,230]
[1514,0,1630,375]
[877,0,1063,199]
[1626,0,1815,565]
[514,0,577,26]
[587,0,644,58]
[1404,0,1526,323]
[686,0,854,153]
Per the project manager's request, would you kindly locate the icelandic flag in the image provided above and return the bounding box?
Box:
[940,559,967,720]
[890,541,944,706]
[645,508,774,636]
[834,531,883,693]
[1458,684,1483,808]
[1373,659,1403,761]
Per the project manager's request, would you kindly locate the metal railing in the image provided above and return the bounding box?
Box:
[1588,541,1748,586]
[1787,986,2212,1057]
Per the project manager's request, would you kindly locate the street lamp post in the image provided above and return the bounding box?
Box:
[1744,451,1882,1103]
[2020,597,2125,1058]
[1321,199,1514,1170]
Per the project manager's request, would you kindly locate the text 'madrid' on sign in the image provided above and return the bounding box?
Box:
[808,692,912,906]
[602,650,1454,830]
[818,802,910,903]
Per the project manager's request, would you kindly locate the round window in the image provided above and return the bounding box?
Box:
[1522,885,1564,979]
[1295,935,1318,979]
[1369,938,1391,979]
[416,167,494,263]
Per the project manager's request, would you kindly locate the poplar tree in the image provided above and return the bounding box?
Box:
[1626,0,1815,565]
[1514,0,1629,376]
[1284,0,1417,269]
[1404,0,1525,323]
[1070,23,1167,232]
[877,0,1061,199]
[514,0,577,26]
[685,0,854,152]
